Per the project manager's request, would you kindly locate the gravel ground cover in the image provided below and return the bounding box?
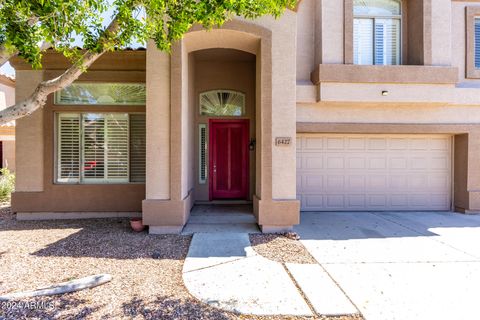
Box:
[249,234,317,264]
[0,206,361,320]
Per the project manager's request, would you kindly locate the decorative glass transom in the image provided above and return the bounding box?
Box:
[354,0,401,16]
[55,83,146,105]
[200,90,245,116]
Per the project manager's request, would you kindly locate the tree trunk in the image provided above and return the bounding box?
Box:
[0,51,105,124]
[0,18,120,125]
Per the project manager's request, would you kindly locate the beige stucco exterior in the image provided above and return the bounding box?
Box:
[0,75,15,172]
[10,0,480,230]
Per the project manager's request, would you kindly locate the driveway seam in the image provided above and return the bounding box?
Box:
[300,242,362,315]
[281,263,318,316]
[369,212,480,261]
[182,256,253,274]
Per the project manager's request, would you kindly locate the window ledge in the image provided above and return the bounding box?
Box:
[311,64,459,85]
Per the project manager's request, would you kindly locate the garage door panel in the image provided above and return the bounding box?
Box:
[305,156,324,169]
[304,137,324,150]
[305,175,324,190]
[368,138,387,150]
[390,157,408,169]
[347,138,366,149]
[348,157,366,169]
[348,176,366,189]
[326,194,345,208]
[326,137,345,150]
[389,138,408,150]
[297,134,452,211]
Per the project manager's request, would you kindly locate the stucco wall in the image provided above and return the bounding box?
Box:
[297,102,480,124]
[146,42,170,200]
[15,70,44,192]
[296,0,315,82]
[0,83,14,110]
[3,140,15,172]
[431,0,452,66]
[12,53,146,213]
[452,1,480,84]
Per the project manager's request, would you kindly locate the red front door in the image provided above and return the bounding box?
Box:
[209,119,249,200]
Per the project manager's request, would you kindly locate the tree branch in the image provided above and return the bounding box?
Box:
[0,18,120,124]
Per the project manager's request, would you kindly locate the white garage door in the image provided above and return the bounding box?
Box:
[297,134,452,211]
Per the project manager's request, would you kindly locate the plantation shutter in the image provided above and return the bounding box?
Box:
[475,18,480,69]
[106,114,129,182]
[129,114,146,183]
[199,124,207,184]
[82,114,130,183]
[375,19,400,65]
[82,114,106,181]
[58,114,81,182]
[354,19,374,65]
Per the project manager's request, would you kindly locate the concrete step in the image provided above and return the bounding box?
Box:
[187,214,257,224]
[182,223,260,234]
[191,205,253,216]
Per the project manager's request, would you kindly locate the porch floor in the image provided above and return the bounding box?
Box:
[181,205,260,234]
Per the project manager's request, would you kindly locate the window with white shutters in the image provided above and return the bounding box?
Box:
[353,0,401,65]
[129,114,146,183]
[82,114,106,182]
[56,113,145,184]
[57,114,81,183]
[105,114,129,182]
[475,18,480,69]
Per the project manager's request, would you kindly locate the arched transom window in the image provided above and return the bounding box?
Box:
[353,0,401,65]
[200,90,245,116]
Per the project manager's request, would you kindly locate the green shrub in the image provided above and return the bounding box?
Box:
[0,168,15,202]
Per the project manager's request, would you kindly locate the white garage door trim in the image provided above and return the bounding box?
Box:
[297,134,452,211]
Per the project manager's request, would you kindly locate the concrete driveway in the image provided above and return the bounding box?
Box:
[295,211,480,320]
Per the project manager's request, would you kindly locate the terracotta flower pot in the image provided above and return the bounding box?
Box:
[130,218,145,232]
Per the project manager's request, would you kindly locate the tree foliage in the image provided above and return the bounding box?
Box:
[0,0,297,123]
[0,0,297,69]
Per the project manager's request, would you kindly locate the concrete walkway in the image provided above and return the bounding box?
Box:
[295,211,480,320]
[182,232,358,316]
[182,205,260,234]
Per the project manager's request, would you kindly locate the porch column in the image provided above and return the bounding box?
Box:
[143,40,193,234]
[466,130,480,213]
[253,12,301,232]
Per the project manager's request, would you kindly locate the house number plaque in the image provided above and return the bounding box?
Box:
[275,137,291,146]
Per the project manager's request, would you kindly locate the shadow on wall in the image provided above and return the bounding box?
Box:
[295,211,480,241]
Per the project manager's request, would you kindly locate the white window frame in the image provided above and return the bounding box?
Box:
[56,112,146,185]
[353,1,402,65]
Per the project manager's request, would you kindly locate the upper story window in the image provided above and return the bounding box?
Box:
[200,90,245,116]
[353,0,402,65]
[466,7,480,78]
[475,18,480,69]
[55,83,146,105]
